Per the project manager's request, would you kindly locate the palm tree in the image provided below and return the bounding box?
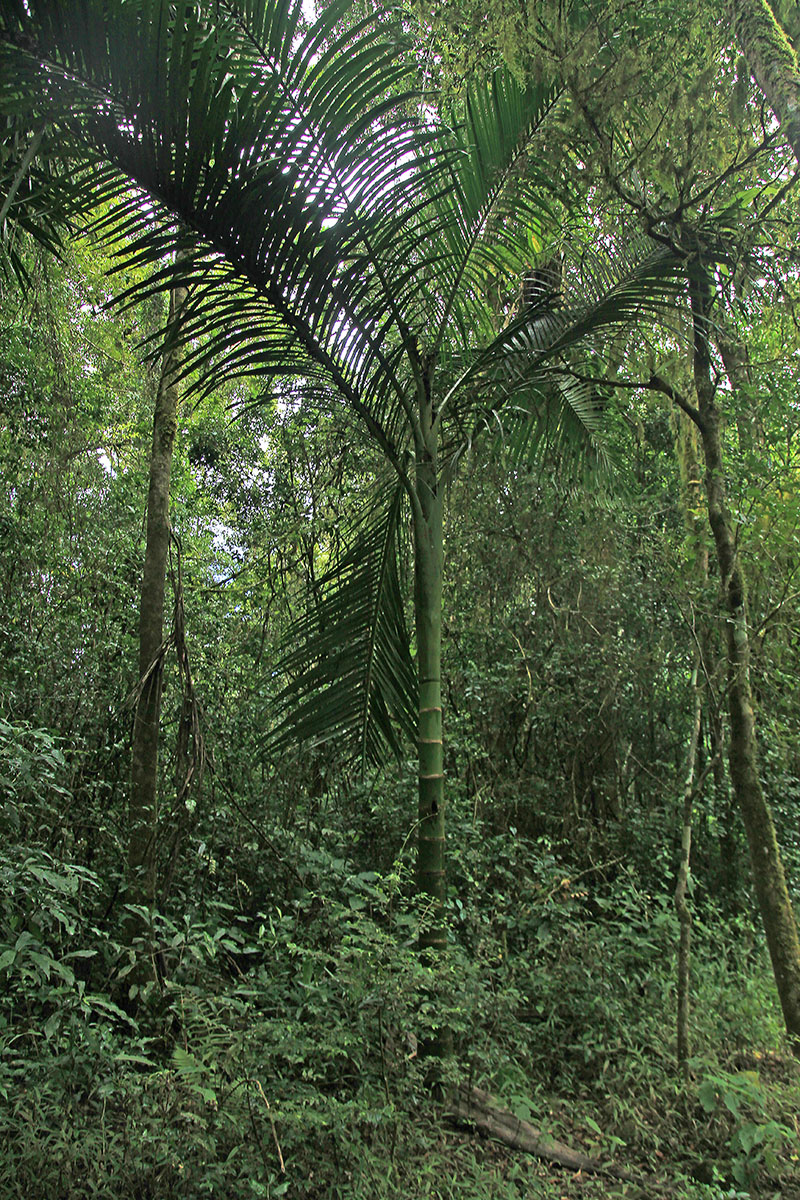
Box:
[0,0,682,975]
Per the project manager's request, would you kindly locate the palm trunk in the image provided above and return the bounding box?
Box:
[411,422,453,1060]
[413,443,446,951]
[128,281,187,909]
[689,267,800,1047]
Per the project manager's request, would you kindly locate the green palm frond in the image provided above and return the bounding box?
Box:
[0,117,84,278]
[266,481,416,770]
[338,69,561,357]
[467,241,684,386]
[0,5,691,431]
[0,0,434,411]
[498,374,610,474]
[423,72,559,350]
[0,9,568,424]
[442,239,688,462]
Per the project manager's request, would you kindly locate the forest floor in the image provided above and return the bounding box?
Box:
[434,1043,800,1199]
[2,828,799,1198]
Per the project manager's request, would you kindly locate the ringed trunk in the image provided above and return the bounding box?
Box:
[413,448,446,955]
[410,430,453,1061]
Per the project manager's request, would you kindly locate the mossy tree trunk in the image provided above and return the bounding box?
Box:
[689,264,800,1048]
[675,671,702,1076]
[673,415,711,1075]
[128,280,187,911]
[729,0,800,164]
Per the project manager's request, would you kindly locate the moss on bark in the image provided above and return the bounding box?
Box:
[690,267,800,1048]
[730,0,800,162]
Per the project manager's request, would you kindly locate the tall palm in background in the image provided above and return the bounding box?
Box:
[0,0,683,964]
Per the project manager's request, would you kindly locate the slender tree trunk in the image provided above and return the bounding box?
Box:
[411,420,453,1059]
[413,444,446,950]
[689,267,800,1047]
[673,415,710,1075]
[714,330,759,896]
[128,280,187,909]
[728,0,800,164]
[675,669,702,1077]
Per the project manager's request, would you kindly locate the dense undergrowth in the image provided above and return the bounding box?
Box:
[1,721,799,1199]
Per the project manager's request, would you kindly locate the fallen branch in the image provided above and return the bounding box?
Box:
[447,1084,631,1180]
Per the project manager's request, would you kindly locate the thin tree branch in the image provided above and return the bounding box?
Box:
[549,365,703,424]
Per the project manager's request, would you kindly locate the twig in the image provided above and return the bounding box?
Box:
[215,777,306,888]
[255,1079,285,1173]
[246,1082,271,1183]
[541,856,625,905]
[394,815,425,867]
[377,1007,393,1110]
[510,631,533,707]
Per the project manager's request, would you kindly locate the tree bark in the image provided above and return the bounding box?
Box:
[729,0,800,164]
[128,279,187,909]
[673,416,711,1074]
[675,671,702,1076]
[689,266,800,1048]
